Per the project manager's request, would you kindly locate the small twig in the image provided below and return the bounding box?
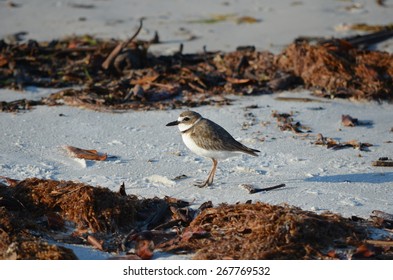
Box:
[87,235,105,251]
[102,18,144,70]
[50,185,85,197]
[53,46,99,55]
[172,174,188,181]
[365,240,393,247]
[241,183,286,194]
[153,219,183,230]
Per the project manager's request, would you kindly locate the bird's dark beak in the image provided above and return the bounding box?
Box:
[166,120,179,126]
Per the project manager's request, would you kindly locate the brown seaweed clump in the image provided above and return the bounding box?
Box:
[2,32,392,113]
[0,177,191,259]
[8,178,138,232]
[161,202,366,260]
[0,178,139,259]
[276,41,393,101]
[0,207,77,260]
[1,178,392,259]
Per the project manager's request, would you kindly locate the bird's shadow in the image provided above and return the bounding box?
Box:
[305,172,393,184]
[84,155,122,167]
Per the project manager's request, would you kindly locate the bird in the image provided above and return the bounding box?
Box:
[166,110,260,187]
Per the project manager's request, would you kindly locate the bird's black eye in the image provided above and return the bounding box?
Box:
[183,117,190,122]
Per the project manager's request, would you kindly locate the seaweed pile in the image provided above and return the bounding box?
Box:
[1,26,392,112]
[160,203,367,259]
[0,177,191,259]
[1,178,392,260]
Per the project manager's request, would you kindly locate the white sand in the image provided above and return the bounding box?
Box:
[1,0,393,260]
[1,0,393,53]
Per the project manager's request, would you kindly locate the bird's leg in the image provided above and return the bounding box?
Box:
[206,158,218,185]
[194,158,218,188]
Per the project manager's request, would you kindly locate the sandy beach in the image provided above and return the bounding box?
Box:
[1,0,393,261]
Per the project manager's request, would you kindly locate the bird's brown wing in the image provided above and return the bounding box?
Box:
[190,119,259,156]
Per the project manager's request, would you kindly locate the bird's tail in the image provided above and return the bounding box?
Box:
[244,147,260,157]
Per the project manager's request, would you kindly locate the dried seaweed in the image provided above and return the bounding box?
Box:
[0,177,193,259]
[1,178,392,259]
[3,30,391,112]
[0,207,77,260]
[160,203,389,260]
[276,40,393,101]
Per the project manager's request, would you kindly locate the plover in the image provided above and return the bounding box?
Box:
[166,111,260,187]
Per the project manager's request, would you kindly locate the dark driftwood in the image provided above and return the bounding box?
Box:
[242,183,286,194]
[102,18,144,70]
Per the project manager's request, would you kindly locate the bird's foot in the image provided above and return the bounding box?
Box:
[193,180,212,188]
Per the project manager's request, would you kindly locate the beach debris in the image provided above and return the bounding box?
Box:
[340,140,373,151]
[242,111,258,130]
[118,182,127,196]
[274,96,325,103]
[0,99,42,112]
[341,114,359,127]
[198,201,213,211]
[7,1,22,8]
[272,111,311,134]
[341,114,373,127]
[44,212,65,230]
[236,16,261,24]
[1,29,391,112]
[372,157,393,167]
[267,72,301,91]
[336,22,393,32]
[64,145,107,161]
[160,202,393,260]
[276,40,393,101]
[172,174,188,181]
[351,244,376,259]
[240,183,286,194]
[243,104,259,110]
[370,210,393,229]
[0,235,77,260]
[187,14,261,25]
[87,235,105,251]
[0,176,19,187]
[0,177,195,259]
[365,240,393,247]
[69,3,95,9]
[315,133,336,148]
[102,18,145,71]
[1,178,139,233]
[1,177,392,260]
[314,133,373,151]
[135,235,155,260]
